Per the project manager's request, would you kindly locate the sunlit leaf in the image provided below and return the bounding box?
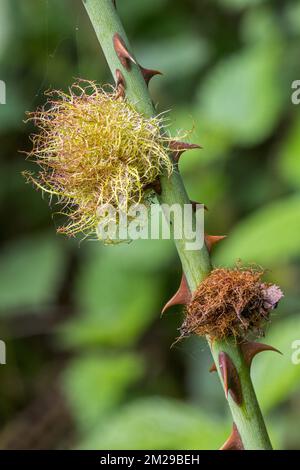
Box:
[197,45,285,145]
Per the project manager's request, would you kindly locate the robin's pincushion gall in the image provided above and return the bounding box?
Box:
[24,80,173,238]
[182,267,283,340]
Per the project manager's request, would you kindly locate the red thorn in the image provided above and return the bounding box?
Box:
[219,352,243,406]
[190,200,208,212]
[240,341,282,368]
[169,140,202,163]
[205,234,226,252]
[139,65,162,85]
[220,423,244,450]
[113,33,136,70]
[115,69,126,98]
[161,274,191,314]
[209,363,217,373]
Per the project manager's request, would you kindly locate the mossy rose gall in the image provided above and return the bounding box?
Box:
[182,267,283,340]
[24,80,172,238]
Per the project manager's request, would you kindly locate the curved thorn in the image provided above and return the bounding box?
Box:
[220,423,244,450]
[169,141,202,163]
[113,33,136,70]
[219,352,243,406]
[139,65,162,85]
[240,341,282,368]
[205,234,226,252]
[209,362,217,373]
[115,69,126,98]
[161,273,191,315]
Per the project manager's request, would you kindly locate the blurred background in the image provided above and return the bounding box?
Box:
[0,0,300,450]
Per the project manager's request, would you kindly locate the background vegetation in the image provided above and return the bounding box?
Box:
[0,0,300,449]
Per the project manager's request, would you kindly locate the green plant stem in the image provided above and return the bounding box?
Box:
[82,0,272,450]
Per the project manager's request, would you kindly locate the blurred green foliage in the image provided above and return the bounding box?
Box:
[0,0,300,450]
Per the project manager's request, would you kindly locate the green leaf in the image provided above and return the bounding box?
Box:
[216,195,300,266]
[241,7,283,45]
[59,239,174,347]
[62,353,144,431]
[80,397,227,450]
[252,315,300,412]
[197,45,285,145]
[278,116,300,190]
[118,0,168,26]
[0,90,28,131]
[137,34,210,83]
[0,0,11,60]
[0,234,65,314]
[284,2,300,36]
[217,0,266,11]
